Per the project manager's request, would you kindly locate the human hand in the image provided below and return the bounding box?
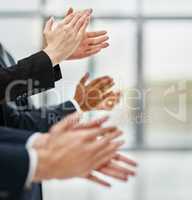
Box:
[43,9,92,65]
[73,117,138,187]
[63,8,109,59]
[74,73,121,111]
[88,153,137,187]
[32,113,124,182]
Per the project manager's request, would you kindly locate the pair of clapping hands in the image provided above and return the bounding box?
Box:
[33,113,137,187]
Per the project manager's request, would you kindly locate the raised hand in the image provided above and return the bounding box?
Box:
[74,73,121,111]
[43,9,92,65]
[64,8,109,59]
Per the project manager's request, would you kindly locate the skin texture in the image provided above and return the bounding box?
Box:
[65,8,110,59]
[33,113,124,182]
[72,115,137,187]
[43,9,92,65]
[34,114,137,187]
[74,72,121,111]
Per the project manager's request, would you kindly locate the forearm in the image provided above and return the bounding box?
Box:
[0,51,56,102]
[4,101,76,132]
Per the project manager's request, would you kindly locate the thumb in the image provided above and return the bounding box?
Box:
[79,72,90,85]
[44,17,54,32]
[66,7,74,16]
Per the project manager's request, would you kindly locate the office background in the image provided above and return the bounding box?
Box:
[1,0,192,199]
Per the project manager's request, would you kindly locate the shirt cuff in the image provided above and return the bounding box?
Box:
[70,99,82,113]
[25,133,41,188]
[26,133,41,149]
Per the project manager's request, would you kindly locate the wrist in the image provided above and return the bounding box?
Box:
[32,134,53,182]
[32,143,56,182]
[32,134,50,149]
[43,47,60,66]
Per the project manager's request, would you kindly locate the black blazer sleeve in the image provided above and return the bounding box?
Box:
[4,101,76,132]
[0,127,34,145]
[53,65,62,82]
[0,144,29,197]
[0,51,56,102]
[0,127,35,199]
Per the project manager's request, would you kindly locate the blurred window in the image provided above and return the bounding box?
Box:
[0,0,40,11]
[143,0,192,16]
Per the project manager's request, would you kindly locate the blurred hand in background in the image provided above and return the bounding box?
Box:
[74,72,121,111]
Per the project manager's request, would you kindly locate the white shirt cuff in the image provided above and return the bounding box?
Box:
[70,99,82,113]
[26,133,41,149]
[25,133,41,188]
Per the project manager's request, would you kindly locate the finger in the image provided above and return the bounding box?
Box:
[79,72,90,85]
[50,112,81,133]
[100,91,121,110]
[87,174,111,187]
[93,140,124,162]
[70,9,91,28]
[87,31,107,38]
[44,17,54,32]
[106,91,121,104]
[88,36,109,46]
[103,91,121,100]
[98,166,128,181]
[66,7,73,16]
[75,13,90,32]
[103,91,115,99]
[77,16,90,36]
[69,11,82,27]
[96,92,117,111]
[85,48,101,57]
[93,78,114,93]
[113,153,138,167]
[88,76,112,88]
[62,13,75,25]
[100,42,110,49]
[84,127,119,140]
[74,116,109,130]
[86,43,109,51]
[107,162,136,176]
[93,141,125,169]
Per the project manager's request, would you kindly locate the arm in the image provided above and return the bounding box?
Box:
[0,144,29,199]
[4,101,76,132]
[2,73,120,132]
[0,10,91,103]
[0,51,56,102]
[0,126,33,199]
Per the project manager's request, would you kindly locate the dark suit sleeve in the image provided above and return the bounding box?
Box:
[0,127,34,199]
[0,51,56,102]
[0,144,29,198]
[0,127,34,145]
[4,101,76,132]
[53,65,62,82]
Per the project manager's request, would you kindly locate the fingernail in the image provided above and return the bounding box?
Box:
[51,16,55,22]
[88,8,93,13]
